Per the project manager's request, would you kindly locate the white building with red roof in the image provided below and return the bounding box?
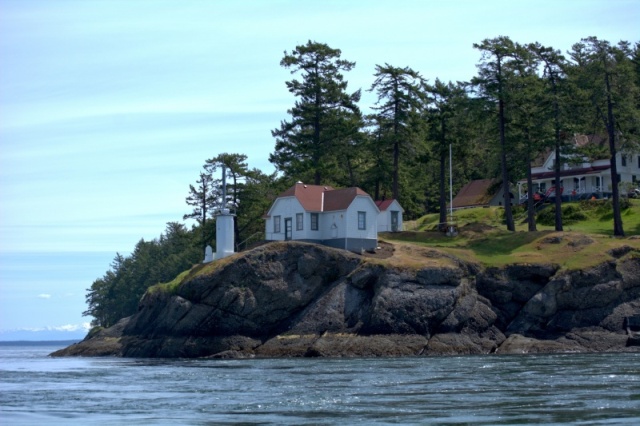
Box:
[375,199,404,232]
[264,182,388,252]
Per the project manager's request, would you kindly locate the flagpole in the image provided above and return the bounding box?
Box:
[449,143,453,228]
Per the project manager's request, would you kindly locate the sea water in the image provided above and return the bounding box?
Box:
[1,343,639,425]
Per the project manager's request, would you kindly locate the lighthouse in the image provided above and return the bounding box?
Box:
[203,165,235,263]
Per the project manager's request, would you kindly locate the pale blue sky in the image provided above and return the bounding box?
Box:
[1,0,638,336]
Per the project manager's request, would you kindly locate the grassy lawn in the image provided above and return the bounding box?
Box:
[385,198,640,269]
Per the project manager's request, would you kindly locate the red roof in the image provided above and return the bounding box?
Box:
[277,183,334,211]
[451,179,496,208]
[375,199,396,211]
[274,183,370,212]
[324,187,369,211]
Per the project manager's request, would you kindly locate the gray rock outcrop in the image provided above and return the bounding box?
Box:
[52,241,640,358]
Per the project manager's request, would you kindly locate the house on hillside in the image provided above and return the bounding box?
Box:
[451,179,515,209]
[375,199,404,232]
[264,182,382,251]
[516,134,640,201]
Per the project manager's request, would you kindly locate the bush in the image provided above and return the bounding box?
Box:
[579,198,631,215]
[537,204,587,226]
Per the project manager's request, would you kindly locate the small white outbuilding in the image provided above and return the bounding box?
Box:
[375,199,404,233]
[264,182,385,252]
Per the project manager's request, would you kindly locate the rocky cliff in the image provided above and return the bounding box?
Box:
[52,241,640,358]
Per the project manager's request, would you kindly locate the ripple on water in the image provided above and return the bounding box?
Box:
[1,347,639,424]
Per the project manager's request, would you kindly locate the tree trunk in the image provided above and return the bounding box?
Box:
[392,87,401,200]
[552,79,563,231]
[498,58,515,231]
[606,73,624,236]
[526,162,537,231]
[392,140,399,199]
[438,118,448,232]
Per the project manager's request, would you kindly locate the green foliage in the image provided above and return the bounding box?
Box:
[269,40,363,186]
[369,64,426,199]
[83,222,201,327]
[578,198,628,214]
[567,37,640,236]
[85,35,640,328]
[183,172,216,249]
[537,204,587,226]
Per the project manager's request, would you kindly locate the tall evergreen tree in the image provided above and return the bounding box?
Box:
[205,153,274,250]
[183,172,216,249]
[530,42,570,231]
[369,64,425,200]
[362,114,394,200]
[505,42,549,232]
[270,41,362,185]
[568,37,640,236]
[473,36,522,232]
[426,79,469,230]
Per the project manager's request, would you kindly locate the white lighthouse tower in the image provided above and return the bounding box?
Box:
[203,165,235,263]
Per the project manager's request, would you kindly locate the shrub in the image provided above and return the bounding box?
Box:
[579,197,631,215]
[537,204,587,226]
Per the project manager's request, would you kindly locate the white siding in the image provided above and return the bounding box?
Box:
[376,200,404,232]
[320,211,347,241]
[377,211,389,232]
[265,197,307,241]
[265,192,383,249]
[344,196,378,240]
[619,153,640,186]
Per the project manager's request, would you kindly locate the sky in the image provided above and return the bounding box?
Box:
[1,0,638,339]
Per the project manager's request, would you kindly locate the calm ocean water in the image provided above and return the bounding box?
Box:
[1,343,639,425]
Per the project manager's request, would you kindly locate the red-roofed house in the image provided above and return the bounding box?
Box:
[264,182,381,251]
[375,199,404,232]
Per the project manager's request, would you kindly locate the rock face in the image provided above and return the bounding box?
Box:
[52,241,640,358]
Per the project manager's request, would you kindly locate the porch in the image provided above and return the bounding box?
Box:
[517,171,610,203]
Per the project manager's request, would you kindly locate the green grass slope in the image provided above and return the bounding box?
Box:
[386,199,640,269]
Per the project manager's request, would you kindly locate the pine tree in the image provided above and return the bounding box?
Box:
[529,42,570,232]
[426,79,470,230]
[270,41,362,185]
[369,64,425,200]
[568,37,640,236]
[473,36,522,232]
[183,171,216,249]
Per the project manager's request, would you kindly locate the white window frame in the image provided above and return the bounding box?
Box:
[274,215,281,233]
[310,213,319,231]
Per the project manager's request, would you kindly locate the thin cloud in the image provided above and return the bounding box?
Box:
[37,293,52,299]
[53,323,90,332]
[1,323,91,333]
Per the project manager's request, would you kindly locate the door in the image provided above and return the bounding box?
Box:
[284,218,292,241]
[391,211,399,232]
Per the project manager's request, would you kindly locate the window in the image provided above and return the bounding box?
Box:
[622,155,627,167]
[310,213,319,231]
[358,211,366,230]
[296,213,303,231]
[274,216,281,233]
